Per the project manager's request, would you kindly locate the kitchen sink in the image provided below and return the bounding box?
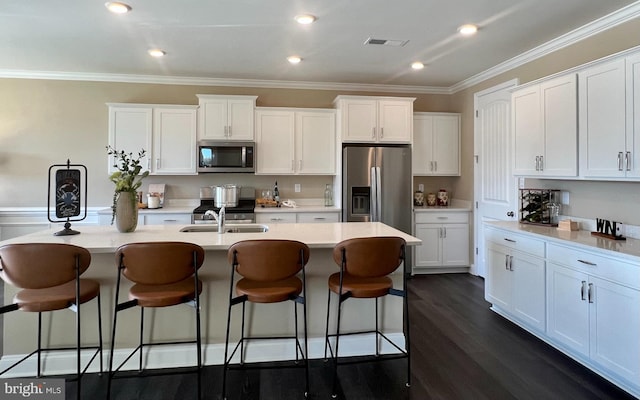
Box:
[179,224,269,233]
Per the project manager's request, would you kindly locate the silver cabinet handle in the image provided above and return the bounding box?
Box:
[626,151,631,171]
[535,156,540,171]
[313,217,326,221]
[577,259,597,266]
[156,158,160,169]
[504,238,516,243]
[539,155,544,171]
[430,161,434,171]
[588,283,594,303]
[228,125,232,137]
[434,161,437,171]
[270,218,283,221]
[618,152,624,171]
[509,255,514,271]
[437,216,448,220]
[581,281,586,300]
[372,127,376,139]
[443,227,447,238]
[380,127,384,138]
[298,159,302,170]
[505,254,509,270]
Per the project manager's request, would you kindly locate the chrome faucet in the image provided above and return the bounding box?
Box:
[204,206,225,234]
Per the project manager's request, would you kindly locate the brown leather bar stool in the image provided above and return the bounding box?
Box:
[324,236,410,398]
[108,242,204,400]
[0,243,103,400]
[223,239,310,399]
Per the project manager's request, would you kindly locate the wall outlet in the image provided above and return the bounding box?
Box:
[561,191,570,205]
[518,177,525,189]
[294,184,301,193]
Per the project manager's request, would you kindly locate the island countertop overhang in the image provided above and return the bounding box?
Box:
[0,222,421,253]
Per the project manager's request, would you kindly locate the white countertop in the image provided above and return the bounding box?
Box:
[487,221,640,262]
[0,222,420,253]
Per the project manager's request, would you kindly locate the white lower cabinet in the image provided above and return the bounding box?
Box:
[256,211,340,224]
[143,213,191,225]
[485,237,546,332]
[547,244,640,385]
[413,211,469,273]
[485,225,640,396]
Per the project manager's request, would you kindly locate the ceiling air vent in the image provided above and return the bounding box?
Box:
[364,37,409,47]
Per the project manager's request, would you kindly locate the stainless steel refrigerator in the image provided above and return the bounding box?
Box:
[342,144,412,271]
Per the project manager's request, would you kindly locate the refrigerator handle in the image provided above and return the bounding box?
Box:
[370,167,378,221]
[375,166,382,222]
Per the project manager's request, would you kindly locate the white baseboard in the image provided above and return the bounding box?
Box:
[0,333,405,378]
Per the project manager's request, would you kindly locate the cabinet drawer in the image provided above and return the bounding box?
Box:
[414,212,469,224]
[256,213,296,223]
[485,228,545,257]
[143,213,191,225]
[297,212,340,223]
[547,243,640,289]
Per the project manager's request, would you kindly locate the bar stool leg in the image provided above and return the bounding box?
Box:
[323,288,331,360]
[404,277,411,388]
[294,300,299,363]
[375,298,380,357]
[139,307,144,371]
[331,293,344,398]
[302,296,310,397]
[97,293,104,374]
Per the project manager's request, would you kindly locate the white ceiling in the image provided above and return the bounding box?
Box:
[1,0,638,92]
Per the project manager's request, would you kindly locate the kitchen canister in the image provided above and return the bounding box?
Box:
[414,191,424,206]
[437,189,449,206]
[426,193,437,206]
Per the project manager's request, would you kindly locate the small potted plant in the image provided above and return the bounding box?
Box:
[107,146,149,232]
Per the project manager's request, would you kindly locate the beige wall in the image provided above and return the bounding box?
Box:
[0,82,449,207]
[2,16,640,224]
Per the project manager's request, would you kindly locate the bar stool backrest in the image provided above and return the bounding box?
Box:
[0,243,91,289]
[228,240,310,281]
[332,236,405,278]
[116,242,204,285]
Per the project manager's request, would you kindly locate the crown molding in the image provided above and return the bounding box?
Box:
[1,2,638,96]
[0,69,450,95]
[450,1,640,93]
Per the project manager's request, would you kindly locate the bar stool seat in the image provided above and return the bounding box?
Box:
[14,279,100,312]
[236,276,302,303]
[328,274,392,298]
[129,277,203,307]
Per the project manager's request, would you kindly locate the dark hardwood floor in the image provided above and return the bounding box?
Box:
[65,274,636,399]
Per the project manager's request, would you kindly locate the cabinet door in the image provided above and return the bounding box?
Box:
[198,98,228,140]
[108,106,152,174]
[589,276,640,383]
[578,59,627,178]
[152,107,197,175]
[432,115,460,175]
[512,85,542,175]
[227,98,255,140]
[547,263,590,358]
[511,251,545,332]
[340,99,378,142]
[412,114,434,175]
[378,100,412,143]
[485,243,512,310]
[255,110,295,174]
[627,53,640,178]
[296,111,336,174]
[441,224,468,266]
[541,74,577,177]
[414,224,442,267]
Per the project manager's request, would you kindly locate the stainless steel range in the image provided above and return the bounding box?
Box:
[192,186,255,224]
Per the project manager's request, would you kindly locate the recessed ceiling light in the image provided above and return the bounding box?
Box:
[295,14,317,24]
[287,56,302,64]
[148,49,166,58]
[411,62,425,70]
[458,24,478,35]
[105,2,131,14]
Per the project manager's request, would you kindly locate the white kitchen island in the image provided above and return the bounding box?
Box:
[0,222,420,377]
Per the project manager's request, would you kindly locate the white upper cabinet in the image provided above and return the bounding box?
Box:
[334,96,414,143]
[108,104,197,175]
[412,113,461,176]
[196,95,257,141]
[512,73,577,177]
[578,59,628,178]
[151,107,198,174]
[255,108,336,175]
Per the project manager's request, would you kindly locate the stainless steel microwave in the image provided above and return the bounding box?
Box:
[197,141,255,173]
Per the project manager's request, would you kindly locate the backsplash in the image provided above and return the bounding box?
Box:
[558,215,640,240]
